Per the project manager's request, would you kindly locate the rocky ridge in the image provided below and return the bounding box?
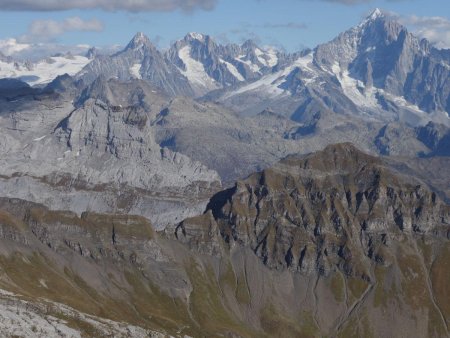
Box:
[0,77,220,229]
[217,9,450,127]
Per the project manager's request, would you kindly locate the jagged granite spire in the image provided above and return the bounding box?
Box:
[367,8,384,20]
[125,32,153,51]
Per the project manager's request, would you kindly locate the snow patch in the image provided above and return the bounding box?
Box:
[0,55,91,86]
[292,53,318,85]
[331,61,378,108]
[219,59,244,81]
[33,135,46,142]
[254,48,278,68]
[255,48,266,66]
[331,61,449,126]
[187,32,205,41]
[130,63,142,79]
[265,48,279,67]
[39,279,48,288]
[178,46,218,90]
[235,56,260,73]
[224,52,317,99]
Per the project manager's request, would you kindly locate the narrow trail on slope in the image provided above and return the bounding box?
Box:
[334,263,376,336]
[312,274,321,330]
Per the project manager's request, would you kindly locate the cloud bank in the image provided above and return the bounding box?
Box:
[397,15,450,49]
[0,0,217,12]
[27,17,103,40]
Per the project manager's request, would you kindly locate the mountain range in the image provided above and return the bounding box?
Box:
[0,8,449,222]
[0,8,449,337]
[2,9,448,127]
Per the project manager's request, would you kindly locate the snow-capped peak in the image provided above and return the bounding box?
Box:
[357,8,386,28]
[125,32,152,50]
[134,32,146,41]
[186,32,205,41]
[368,8,383,20]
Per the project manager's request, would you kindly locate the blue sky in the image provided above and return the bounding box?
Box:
[0,0,449,57]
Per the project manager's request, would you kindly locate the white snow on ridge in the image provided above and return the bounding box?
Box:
[130,63,142,79]
[235,56,261,73]
[178,45,218,90]
[254,48,278,68]
[330,61,450,126]
[33,135,46,142]
[187,32,205,41]
[390,94,449,126]
[0,55,91,86]
[331,61,377,108]
[224,52,316,99]
[265,48,279,67]
[254,48,266,66]
[293,53,317,84]
[219,59,244,82]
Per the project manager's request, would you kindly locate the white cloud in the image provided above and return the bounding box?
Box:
[0,38,30,55]
[23,17,103,42]
[398,15,450,49]
[0,0,217,12]
[0,41,118,61]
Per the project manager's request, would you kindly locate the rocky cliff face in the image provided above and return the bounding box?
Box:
[315,9,450,115]
[174,143,450,337]
[180,144,449,270]
[0,78,221,229]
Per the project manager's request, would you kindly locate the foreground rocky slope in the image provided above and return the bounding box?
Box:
[0,77,220,229]
[0,144,448,337]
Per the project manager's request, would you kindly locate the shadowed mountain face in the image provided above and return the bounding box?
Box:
[181,144,449,271]
[0,144,448,337]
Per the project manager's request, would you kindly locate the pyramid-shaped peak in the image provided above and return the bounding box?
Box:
[241,39,260,52]
[357,8,388,28]
[126,32,152,50]
[133,32,147,41]
[368,8,384,20]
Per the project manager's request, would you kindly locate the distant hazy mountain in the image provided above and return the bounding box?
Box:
[165,32,290,95]
[218,9,450,127]
[76,32,291,97]
[1,9,448,129]
[0,51,90,87]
